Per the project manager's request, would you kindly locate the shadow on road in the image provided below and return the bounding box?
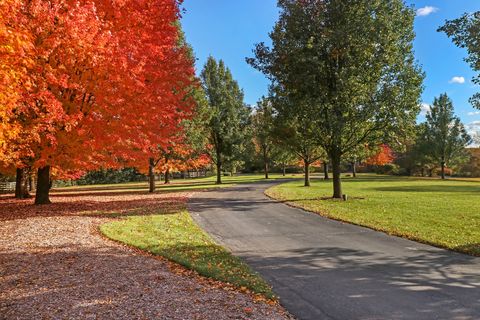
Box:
[240,246,480,319]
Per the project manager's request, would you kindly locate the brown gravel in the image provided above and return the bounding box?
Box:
[0,190,291,320]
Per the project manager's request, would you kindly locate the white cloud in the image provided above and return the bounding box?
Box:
[468,121,480,127]
[473,132,480,146]
[466,121,480,135]
[416,6,438,17]
[420,102,431,115]
[449,76,466,84]
[468,111,480,116]
[464,122,480,146]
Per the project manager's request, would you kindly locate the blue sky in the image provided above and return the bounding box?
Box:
[181,0,480,134]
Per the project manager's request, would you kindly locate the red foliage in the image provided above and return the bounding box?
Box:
[366,144,395,166]
[0,0,195,178]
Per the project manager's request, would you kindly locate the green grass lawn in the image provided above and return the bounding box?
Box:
[266,175,480,256]
[100,211,275,299]
[55,173,295,194]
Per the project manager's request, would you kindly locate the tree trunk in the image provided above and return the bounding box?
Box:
[352,161,357,178]
[164,167,171,184]
[148,158,155,193]
[15,168,30,199]
[282,163,286,177]
[421,167,425,177]
[441,161,446,180]
[35,166,51,205]
[264,151,269,179]
[331,153,343,199]
[323,162,330,180]
[304,161,310,187]
[216,162,222,184]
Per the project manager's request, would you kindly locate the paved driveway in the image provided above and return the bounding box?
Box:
[188,181,480,320]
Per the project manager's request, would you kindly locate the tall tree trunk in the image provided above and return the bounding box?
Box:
[441,160,446,180]
[331,152,343,199]
[15,168,30,199]
[35,166,51,205]
[216,162,222,184]
[164,167,170,184]
[352,161,357,178]
[304,161,310,187]
[148,158,155,193]
[323,162,330,180]
[282,163,286,177]
[263,150,269,179]
[421,167,425,177]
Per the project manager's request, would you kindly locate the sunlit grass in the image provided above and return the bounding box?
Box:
[100,211,275,299]
[266,175,480,256]
[55,173,297,194]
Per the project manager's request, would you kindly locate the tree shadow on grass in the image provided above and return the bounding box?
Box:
[374,185,480,194]
[454,243,480,256]
[135,243,273,298]
[52,181,220,194]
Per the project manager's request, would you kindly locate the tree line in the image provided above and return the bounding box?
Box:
[2,0,479,204]
[200,0,479,197]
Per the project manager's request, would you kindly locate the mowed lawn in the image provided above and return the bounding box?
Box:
[266,175,480,256]
[54,173,294,194]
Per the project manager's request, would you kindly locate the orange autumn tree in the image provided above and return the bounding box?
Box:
[0,1,108,200]
[0,0,195,204]
[141,124,210,192]
[366,144,395,166]
[156,142,211,185]
[0,0,37,197]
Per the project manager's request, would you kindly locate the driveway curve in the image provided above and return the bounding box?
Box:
[188,180,480,320]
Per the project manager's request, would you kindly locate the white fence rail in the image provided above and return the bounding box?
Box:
[0,181,16,194]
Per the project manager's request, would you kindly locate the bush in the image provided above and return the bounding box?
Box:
[374,164,400,175]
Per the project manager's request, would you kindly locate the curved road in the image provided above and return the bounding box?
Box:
[188,181,480,320]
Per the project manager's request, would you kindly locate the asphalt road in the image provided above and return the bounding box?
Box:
[188,180,480,320]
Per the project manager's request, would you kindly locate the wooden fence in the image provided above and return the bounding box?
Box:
[0,181,16,194]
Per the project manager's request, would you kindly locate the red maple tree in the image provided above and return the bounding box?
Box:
[0,0,196,204]
[366,144,395,166]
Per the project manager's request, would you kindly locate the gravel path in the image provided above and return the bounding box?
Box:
[0,192,290,320]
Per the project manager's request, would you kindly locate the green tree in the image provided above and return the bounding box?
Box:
[396,123,435,176]
[439,13,480,109]
[344,145,375,178]
[425,94,472,179]
[271,95,324,187]
[272,147,297,177]
[251,97,276,179]
[200,57,249,184]
[248,0,423,198]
